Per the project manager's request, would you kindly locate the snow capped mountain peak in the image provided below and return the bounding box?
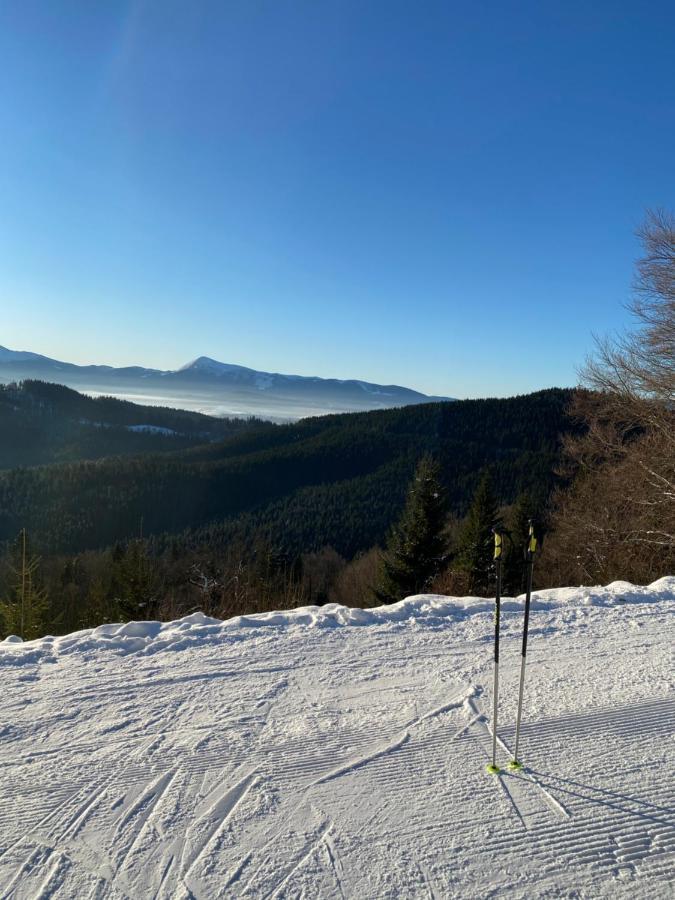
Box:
[0,343,452,417]
[177,356,250,375]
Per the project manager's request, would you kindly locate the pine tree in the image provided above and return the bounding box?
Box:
[112,540,159,620]
[455,472,501,595]
[373,455,447,604]
[503,492,533,595]
[0,529,49,639]
[55,558,84,634]
[84,574,117,628]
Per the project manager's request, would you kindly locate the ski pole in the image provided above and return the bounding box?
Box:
[509,521,537,771]
[487,529,503,774]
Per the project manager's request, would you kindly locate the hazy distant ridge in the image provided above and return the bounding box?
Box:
[0,345,450,419]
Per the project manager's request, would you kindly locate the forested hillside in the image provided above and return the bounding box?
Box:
[0,388,574,557]
[0,380,263,469]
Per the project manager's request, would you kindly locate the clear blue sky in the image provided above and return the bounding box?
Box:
[1,2,673,398]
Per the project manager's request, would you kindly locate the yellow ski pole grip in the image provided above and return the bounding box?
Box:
[527,522,537,555]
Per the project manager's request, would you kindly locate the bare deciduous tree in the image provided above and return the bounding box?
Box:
[542,210,675,583]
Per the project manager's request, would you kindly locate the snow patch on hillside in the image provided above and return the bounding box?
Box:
[125,424,178,435]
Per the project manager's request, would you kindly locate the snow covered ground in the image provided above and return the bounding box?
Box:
[0,579,673,898]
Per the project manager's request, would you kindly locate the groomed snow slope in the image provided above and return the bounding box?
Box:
[0,579,673,898]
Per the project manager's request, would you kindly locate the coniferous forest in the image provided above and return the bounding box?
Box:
[0,385,574,635]
[1,211,673,639]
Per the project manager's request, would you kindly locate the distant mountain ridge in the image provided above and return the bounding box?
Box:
[0,345,450,420]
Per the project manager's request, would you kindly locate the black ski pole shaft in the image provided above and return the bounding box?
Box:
[487,530,503,773]
[511,521,537,769]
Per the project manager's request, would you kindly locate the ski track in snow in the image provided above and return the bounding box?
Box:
[0,578,673,897]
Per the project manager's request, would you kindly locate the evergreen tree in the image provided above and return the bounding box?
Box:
[373,455,447,604]
[503,492,533,595]
[455,472,501,595]
[112,540,159,620]
[55,558,84,634]
[0,529,49,639]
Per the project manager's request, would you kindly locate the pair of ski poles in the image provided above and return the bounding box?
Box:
[487,521,537,775]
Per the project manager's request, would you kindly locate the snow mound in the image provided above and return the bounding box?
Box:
[1,577,672,665]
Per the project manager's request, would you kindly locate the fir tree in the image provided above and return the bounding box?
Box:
[455,472,501,595]
[373,455,447,604]
[0,529,49,639]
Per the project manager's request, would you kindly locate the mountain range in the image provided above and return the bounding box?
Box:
[0,345,449,420]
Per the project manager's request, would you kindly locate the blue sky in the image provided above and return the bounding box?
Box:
[1,2,673,398]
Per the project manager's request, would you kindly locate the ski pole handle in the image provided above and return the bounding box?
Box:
[521,522,537,657]
[492,529,502,664]
[526,520,538,560]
